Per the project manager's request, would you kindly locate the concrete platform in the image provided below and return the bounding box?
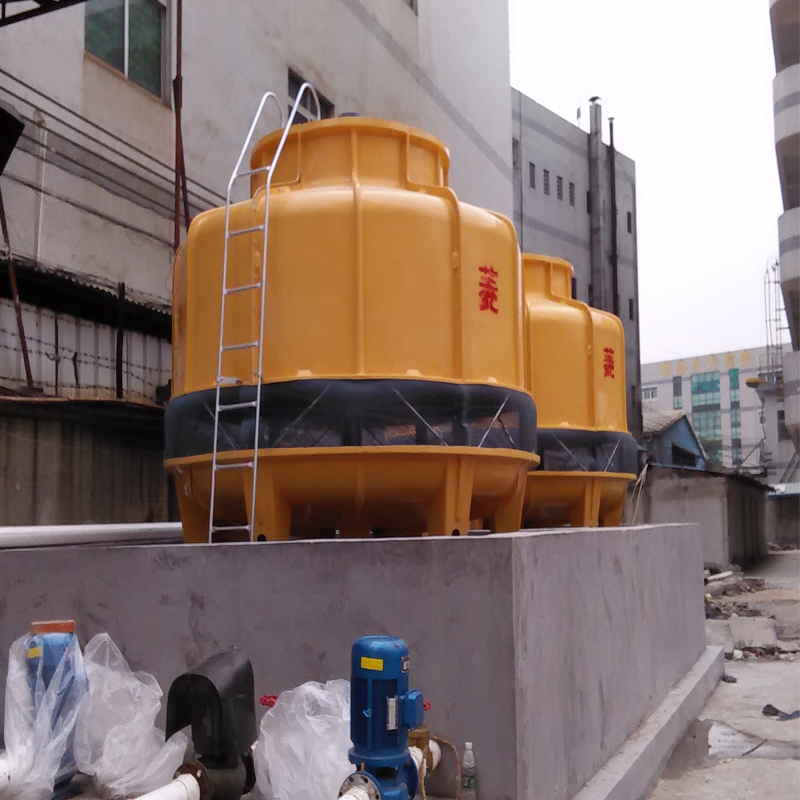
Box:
[0,524,709,800]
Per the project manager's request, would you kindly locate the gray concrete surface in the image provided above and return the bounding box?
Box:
[649,660,800,799]
[651,549,800,799]
[0,524,705,800]
[747,550,800,590]
[571,647,723,800]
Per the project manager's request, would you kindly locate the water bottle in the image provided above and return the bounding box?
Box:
[462,741,476,800]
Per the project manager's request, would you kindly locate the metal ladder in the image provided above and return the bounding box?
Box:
[208,83,322,543]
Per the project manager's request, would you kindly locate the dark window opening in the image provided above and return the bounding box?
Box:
[543,169,550,195]
[529,162,535,189]
[289,70,334,121]
[569,181,575,206]
[571,277,577,299]
[673,376,683,410]
[586,190,592,214]
[556,175,564,201]
[778,409,790,441]
[628,298,634,320]
[512,138,520,169]
[627,211,632,233]
[588,283,594,306]
[671,443,698,468]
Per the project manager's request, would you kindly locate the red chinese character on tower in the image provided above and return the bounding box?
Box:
[603,347,615,378]
[478,265,499,314]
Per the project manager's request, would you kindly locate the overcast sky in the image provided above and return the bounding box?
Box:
[508,0,784,364]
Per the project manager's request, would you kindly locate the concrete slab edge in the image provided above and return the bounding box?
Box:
[570,646,725,800]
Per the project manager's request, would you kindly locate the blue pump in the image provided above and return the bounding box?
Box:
[26,622,87,800]
[344,636,424,800]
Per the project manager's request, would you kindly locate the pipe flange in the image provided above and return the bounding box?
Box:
[338,771,381,800]
[176,761,211,800]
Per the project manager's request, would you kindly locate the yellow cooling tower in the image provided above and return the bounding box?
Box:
[521,254,637,528]
[165,117,538,542]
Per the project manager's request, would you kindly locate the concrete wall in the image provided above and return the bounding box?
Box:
[0,0,512,306]
[766,492,800,548]
[0,410,169,525]
[0,525,706,800]
[638,468,767,568]
[511,90,641,440]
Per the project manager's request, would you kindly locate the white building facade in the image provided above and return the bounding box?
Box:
[0,0,513,522]
[511,90,642,440]
[770,0,800,460]
[641,346,797,483]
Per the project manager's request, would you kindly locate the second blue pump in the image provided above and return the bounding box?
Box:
[348,636,424,800]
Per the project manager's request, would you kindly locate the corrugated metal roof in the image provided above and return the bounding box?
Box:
[642,406,685,436]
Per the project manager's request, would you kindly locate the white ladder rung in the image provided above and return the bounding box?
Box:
[229,225,265,237]
[218,400,258,411]
[225,282,262,295]
[211,524,252,533]
[215,461,255,471]
[222,341,259,351]
[234,165,272,179]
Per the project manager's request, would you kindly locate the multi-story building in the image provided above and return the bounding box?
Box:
[770,0,800,460]
[641,346,798,483]
[0,0,513,523]
[511,90,642,440]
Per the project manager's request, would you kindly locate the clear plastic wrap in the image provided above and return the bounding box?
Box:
[253,679,353,800]
[1,633,86,800]
[73,633,188,798]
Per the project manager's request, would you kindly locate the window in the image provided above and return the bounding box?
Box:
[543,169,550,195]
[778,409,790,441]
[571,277,577,299]
[85,0,166,99]
[728,368,740,404]
[731,408,741,440]
[529,162,536,189]
[673,376,683,410]
[732,440,742,468]
[512,138,520,169]
[690,371,721,408]
[627,211,632,233]
[692,408,723,466]
[642,386,658,401]
[586,190,592,214]
[628,297,634,321]
[588,283,594,306]
[672,443,698,468]
[556,176,564,201]
[289,70,334,122]
[569,181,575,206]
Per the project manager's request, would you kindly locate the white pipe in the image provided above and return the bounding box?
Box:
[410,739,442,779]
[0,522,184,550]
[339,787,371,800]
[134,774,201,800]
[428,739,442,772]
[0,752,10,789]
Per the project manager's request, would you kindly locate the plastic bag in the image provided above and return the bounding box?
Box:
[73,634,188,798]
[1,633,86,800]
[254,679,353,800]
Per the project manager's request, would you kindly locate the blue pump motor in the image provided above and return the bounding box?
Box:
[344,636,424,800]
[25,621,87,800]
